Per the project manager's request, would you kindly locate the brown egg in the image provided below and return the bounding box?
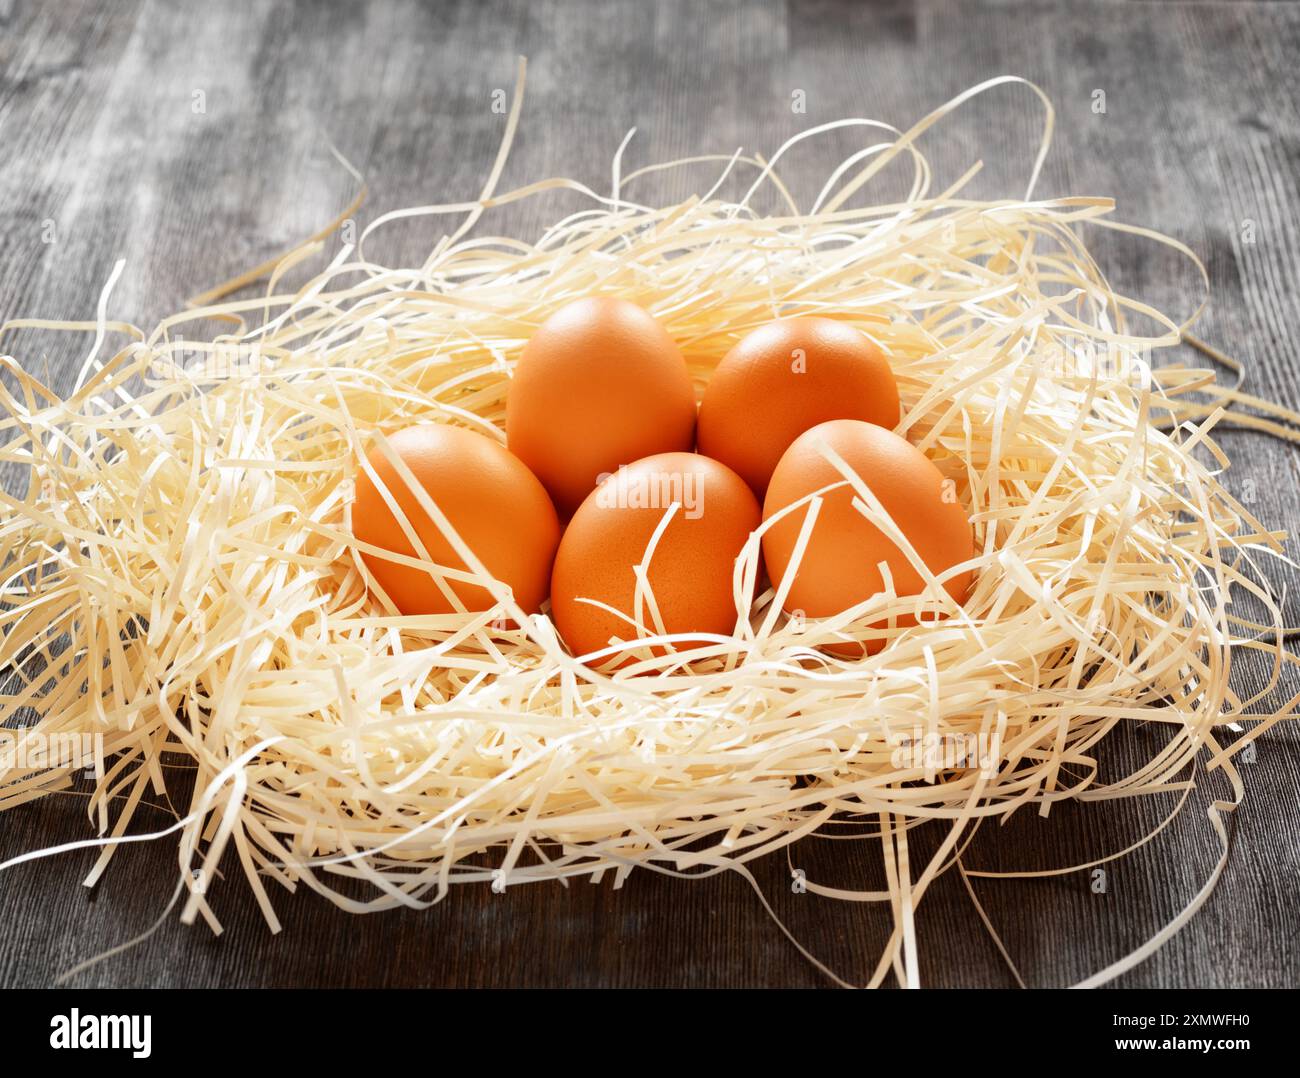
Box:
[506,297,697,517]
[352,424,560,616]
[697,316,900,497]
[762,420,973,655]
[551,452,760,663]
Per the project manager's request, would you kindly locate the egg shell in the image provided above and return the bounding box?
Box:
[551,452,760,663]
[697,316,900,497]
[352,423,560,616]
[762,419,973,655]
[506,297,697,517]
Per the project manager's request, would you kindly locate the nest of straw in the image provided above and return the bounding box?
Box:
[1,68,1294,986]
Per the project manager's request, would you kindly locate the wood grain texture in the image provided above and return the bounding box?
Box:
[1,0,1298,988]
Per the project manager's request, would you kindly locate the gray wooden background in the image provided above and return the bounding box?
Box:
[1,0,1298,988]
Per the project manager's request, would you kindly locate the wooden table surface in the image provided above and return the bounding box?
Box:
[1,0,1298,989]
